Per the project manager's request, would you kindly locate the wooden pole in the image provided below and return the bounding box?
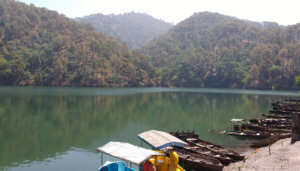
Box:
[291,112,300,144]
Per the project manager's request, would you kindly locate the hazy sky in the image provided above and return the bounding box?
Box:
[18,0,300,25]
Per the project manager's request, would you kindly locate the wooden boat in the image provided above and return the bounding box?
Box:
[240,123,291,133]
[249,121,292,130]
[272,107,300,112]
[138,130,227,171]
[182,143,233,165]
[172,132,244,161]
[284,99,300,102]
[162,146,223,171]
[250,133,291,148]
[269,110,300,115]
[224,99,298,148]
[249,118,291,125]
[224,130,271,139]
[272,102,300,108]
[262,113,292,119]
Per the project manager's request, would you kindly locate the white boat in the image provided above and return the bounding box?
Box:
[97,141,164,171]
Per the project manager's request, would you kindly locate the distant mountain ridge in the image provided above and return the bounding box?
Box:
[75,12,173,49]
[141,12,300,90]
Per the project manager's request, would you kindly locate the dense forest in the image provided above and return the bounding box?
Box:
[76,12,173,49]
[0,0,157,87]
[0,0,300,90]
[297,76,300,86]
[141,12,300,90]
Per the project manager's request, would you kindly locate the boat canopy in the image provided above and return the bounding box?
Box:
[138,130,188,150]
[97,141,163,165]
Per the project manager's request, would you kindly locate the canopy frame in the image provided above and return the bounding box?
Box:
[97,141,163,165]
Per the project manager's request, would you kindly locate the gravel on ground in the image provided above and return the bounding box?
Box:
[223,138,300,171]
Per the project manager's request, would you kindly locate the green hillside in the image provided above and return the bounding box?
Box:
[141,12,300,90]
[0,0,156,87]
[1,1,299,90]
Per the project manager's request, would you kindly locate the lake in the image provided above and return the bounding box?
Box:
[0,87,299,171]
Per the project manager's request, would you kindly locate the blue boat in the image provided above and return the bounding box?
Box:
[98,162,134,171]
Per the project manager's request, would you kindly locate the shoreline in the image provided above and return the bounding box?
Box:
[224,138,300,171]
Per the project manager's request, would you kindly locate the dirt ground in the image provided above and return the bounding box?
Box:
[223,138,300,171]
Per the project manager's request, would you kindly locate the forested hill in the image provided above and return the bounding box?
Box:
[141,12,300,90]
[0,0,157,87]
[75,12,173,49]
[1,1,299,90]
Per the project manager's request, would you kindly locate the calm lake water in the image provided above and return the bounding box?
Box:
[0,87,299,171]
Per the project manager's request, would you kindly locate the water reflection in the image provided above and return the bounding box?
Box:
[0,87,297,171]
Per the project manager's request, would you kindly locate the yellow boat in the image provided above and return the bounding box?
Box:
[148,151,185,171]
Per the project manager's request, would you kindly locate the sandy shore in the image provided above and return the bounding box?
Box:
[224,138,300,171]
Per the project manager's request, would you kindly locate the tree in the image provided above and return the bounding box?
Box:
[296,76,300,86]
[0,56,11,84]
[0,0,157,87]
[0,57,8,71]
